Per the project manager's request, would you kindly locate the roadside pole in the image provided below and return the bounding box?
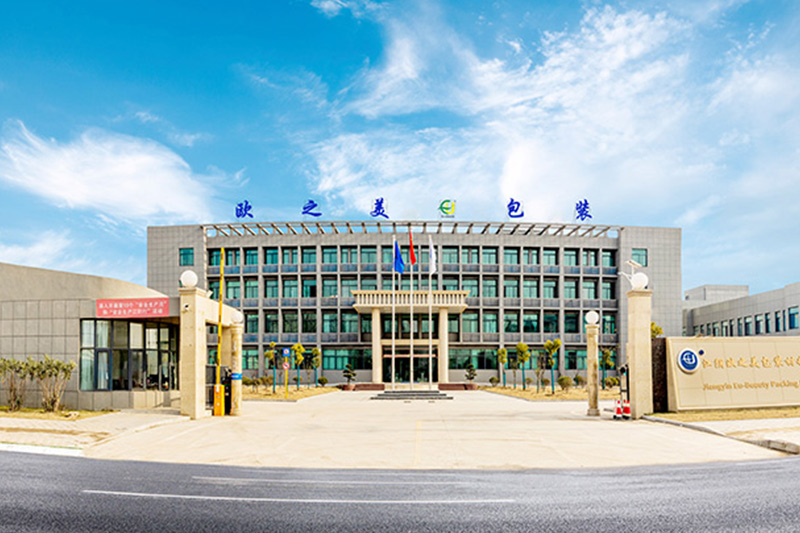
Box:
[213,248,226,417]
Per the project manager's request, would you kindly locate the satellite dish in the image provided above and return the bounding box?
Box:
[180,270,198,289]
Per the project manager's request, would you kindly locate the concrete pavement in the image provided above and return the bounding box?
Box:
[2,391,796,468]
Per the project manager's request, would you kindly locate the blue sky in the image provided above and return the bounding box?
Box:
[0,0,798,294]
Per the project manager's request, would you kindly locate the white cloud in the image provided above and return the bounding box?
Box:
[131,110,211,147]
[311,0,381,19]
[0,231,74,269]
[0,120,217,223]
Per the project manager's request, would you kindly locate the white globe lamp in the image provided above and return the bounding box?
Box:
[180,270,198,289]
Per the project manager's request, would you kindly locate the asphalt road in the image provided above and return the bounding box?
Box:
[1,452,799,532]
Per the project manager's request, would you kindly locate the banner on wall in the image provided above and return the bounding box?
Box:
[96,298,170,318]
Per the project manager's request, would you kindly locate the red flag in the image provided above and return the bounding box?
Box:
[409,231,417,265]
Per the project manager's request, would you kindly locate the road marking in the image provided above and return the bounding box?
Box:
[193,476,467,485]
[83,490,514,505]
[0,443,83,457]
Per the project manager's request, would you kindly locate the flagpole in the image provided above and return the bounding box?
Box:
[428,236,435,389]
[391,235,396,391]
[409,231,414,391]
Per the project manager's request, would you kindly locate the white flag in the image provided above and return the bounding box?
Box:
[428,235,437,275]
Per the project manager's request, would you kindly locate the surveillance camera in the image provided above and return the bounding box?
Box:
[182,303,190,312]
[626,259,642,269]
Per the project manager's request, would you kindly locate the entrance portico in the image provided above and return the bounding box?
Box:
[352,290,468,384]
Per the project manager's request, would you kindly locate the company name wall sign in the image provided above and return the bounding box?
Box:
[666,337,800,411]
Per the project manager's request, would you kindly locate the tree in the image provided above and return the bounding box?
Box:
[310,347,321,387]
[265,342,278,393]
[516,342,531,391]
[599,347,616,390]
[464,362,477,383]
[343,364,357,384]
[651,322,664,339]
[509,358,519,389]
[291,343,305,390]
[543,339,562,394]
[0,358,32,411]
[28,356,76,412]
[497,348,508,387]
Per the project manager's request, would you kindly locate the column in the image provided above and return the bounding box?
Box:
[438,308,449,384]
[230,323,243,416]
[627,289,653,419]
[178,287,208,420]
[371,307,382,383]
[586,323,600,416]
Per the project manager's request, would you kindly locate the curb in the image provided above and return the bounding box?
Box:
[643,415,799,455]
[0,442,83,457]
[88,416,190,448]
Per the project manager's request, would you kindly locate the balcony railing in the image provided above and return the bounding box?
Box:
[352,290,469,312]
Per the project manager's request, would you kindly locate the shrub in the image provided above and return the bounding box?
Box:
[28,355,76,412]
[525,377,533,386]
[318,376,329,386]
[260,376,273,387]
[343,364,357,384]
[489,376,499,387]
[604,376,617,388]
[540,377,550,387]
[557,375,573,391]
[292,376,302,383]
[574,375,586,387]
[464,362,477,382]
[0,358,32,411]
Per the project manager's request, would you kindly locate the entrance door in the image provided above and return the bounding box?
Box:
[382,356,438,383]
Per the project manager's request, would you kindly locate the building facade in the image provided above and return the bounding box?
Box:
[683,283,800,338]
[148,220,682,384]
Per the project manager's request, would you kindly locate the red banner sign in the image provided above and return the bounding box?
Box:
[96,298,170,318]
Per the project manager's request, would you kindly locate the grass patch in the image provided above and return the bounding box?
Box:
[653,406,800,423]
[0,407,113,421]
[481,386,622,401]
[242,386,337,401]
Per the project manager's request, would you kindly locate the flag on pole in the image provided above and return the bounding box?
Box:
[394,239,405,274]
[429,235,437,274]
[409,232,416,265]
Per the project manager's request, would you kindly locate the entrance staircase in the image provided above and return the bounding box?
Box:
[370,390,453,401]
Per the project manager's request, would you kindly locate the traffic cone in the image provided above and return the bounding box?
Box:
[613,399,622,420]
[622,400,631,420]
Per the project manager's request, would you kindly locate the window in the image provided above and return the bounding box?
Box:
[244,248,258,265]
[582,249,597,266]
[302,311,317,333]
[382,247,393,265]
[523,312,539,333]
[602,251,616,268]
[543,279,558,299]
[765,313,771,334]
[462,277,479,296]
[522,278,539,298]
[755,315,763,335]
[483,312,498,333]
[243,348,258,370]
[631,248,648,267]
[283,312,298,333]
[442,276,459,291]
[208,280,219,300]
[301,277,317,298]
[463,312,479,333]
[264,248,278,265]
[602,281,615,300]
[360,277,377,291]
[322,277,337,297]
[225,280,240,300]
[282,278,298,298]
[565,350,587,370]
[582,280,597,300]
[245,312,259,334]
[442,247,458,264]
[322,247,337,264]
[503,248,519,265]
[449,315,459,333]
[543,311,558,333]
[776,312,782,332]
[225,249,240,266]
[563,279,578,299]
[564,312,579,333]
[361,315,372,334]
[341,278,358,297]
[360,247,377,264]
[504,311,519,333]
[482,247,497,264]
[209,249,221,267]
[603,314,616,334]
[301,247,317,264]
[341,247,357,264]
[790,307,799,330]
[179,248,194,266]
[523,248,539,265]
[482,277,498,297]
[542,249,558,265]
[737,318,743,336]
[564,249,578,266]
[244,279,258,299]
[282,248,297,265]
[264,278,278,298]
[341,312,358,333]
[461,247,479,264]
[264,312,278,333]
[322,312,338,333]
[503,278,519,298]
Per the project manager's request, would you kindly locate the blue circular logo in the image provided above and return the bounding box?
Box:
[678,349,700,374]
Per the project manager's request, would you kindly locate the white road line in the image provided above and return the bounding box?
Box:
[193,476,467,485]
[83,490,513,505]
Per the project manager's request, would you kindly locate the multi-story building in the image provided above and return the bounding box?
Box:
[148,220,681,384]
[683,283,800,338]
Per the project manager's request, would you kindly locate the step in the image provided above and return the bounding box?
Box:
[370,390,453,401]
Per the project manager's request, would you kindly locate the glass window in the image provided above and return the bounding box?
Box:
[542,249,558,265]
[264,247,278,264]
[503,278,519,298]
[601,281,615,300]
[563,249,578,266]
[504,311,519,333]
[523,248,539,265]
[322,247,338,264]
[301,247,317,264]
[522,278,539,298]
[225,280,240,299]
[483,312,498,333]
[361,247,377,264]
[341,278,358,297]
[523,312,539,333]
[81,320,95,348]
[209,249,221,267]
[301,277,317,298]
[341,312,358,333]
[582,280,597,300]
[564,312,579,333]
[565,350,587,371]
[632,248,648,267]
[80,348,94,390]
[244,279,258,299]
[245,312,259,334]
[755,315,763,335]
[461,247,479,264]
[179,248,194,266]
[543,312,558,333]
[361,277,377,291]
[382,247,393,265]
[243,348,259,370]
[283,311,298,333]
[448,315,459,333]
[244,248,258,265]
[225,249,240,266]
[263,311,278,332]
[543,279,558,299]
[302,311,317,333]
[776,312,782,332]
[442,276,459,291]
[282,278,298,298]
[463,312,479,333]
[208,280,220,300]
[264,278,278,298]
[322,312,338,333]
[341,247,357,264]
[482,277,498,297]
[322,277,337,297]
[282,248,297,264]
[503,248,519,265]
[563,279,578,299]
[602,250,616,267]
[442,247,458,264]
[462,277,479,296]
[765,313,771,334]
[482,247,497,264]
[790,307,799,329]
[603,314,617,334]
[582,249,597,266]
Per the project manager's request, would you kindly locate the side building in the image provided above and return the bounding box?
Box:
[148,220,682,384]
